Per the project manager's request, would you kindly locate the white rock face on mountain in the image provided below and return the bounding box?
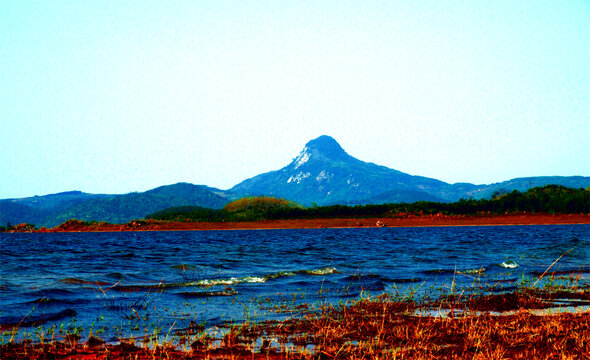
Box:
[294,148,311,169]
[287,172,311,184]
[228,135,590,205]
[230,135,451,205]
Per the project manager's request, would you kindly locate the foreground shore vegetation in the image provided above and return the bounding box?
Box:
[2,281,589,359]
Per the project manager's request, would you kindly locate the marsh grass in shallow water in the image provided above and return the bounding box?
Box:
[2,282,589,359]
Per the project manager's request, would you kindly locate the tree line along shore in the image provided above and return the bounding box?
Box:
[3,185,589,233]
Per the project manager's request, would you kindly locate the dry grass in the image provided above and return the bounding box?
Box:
[2,288,589,359]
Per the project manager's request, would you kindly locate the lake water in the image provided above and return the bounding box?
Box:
[1,224,588,342]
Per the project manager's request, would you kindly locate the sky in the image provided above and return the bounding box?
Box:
[1,1,589,199]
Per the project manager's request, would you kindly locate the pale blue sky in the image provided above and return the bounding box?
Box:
[1,1,589,198]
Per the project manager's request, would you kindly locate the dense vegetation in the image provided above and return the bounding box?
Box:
[223,196,303,220]
[146,185,590,223]
[146,196,303,222]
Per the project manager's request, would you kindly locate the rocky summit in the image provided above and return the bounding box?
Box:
[231,135,454,205]
[230,135,590,206]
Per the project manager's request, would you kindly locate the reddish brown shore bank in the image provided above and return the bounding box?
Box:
[13,213,590,233]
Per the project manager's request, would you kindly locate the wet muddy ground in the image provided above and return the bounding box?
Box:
[12,213,590,233]
[2,287,589,359]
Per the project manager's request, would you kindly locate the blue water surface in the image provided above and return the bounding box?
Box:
[1,224,588,341]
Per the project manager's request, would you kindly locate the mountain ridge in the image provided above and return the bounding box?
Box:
[0,183,230,228]
[230,135,590,205]
[232,135,460,205]
[2,135,589,227]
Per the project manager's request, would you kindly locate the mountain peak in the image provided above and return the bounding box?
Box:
[305,135,343,151]
[292,135,350,168]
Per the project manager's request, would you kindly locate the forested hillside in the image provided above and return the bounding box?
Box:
[1,183,229,228]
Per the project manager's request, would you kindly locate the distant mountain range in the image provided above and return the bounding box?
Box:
[2,135,589,227]
[1,184,230,228]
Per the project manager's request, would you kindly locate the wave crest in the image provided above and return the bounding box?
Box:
[500,261,519,269]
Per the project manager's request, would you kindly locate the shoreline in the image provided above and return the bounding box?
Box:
[21,213,590,233]
[3,214,589,358]
[2,287,588,359]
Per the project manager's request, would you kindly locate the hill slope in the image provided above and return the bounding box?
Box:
[1,183,229,228]
[0,191,108,227]
[465,176,590,200]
